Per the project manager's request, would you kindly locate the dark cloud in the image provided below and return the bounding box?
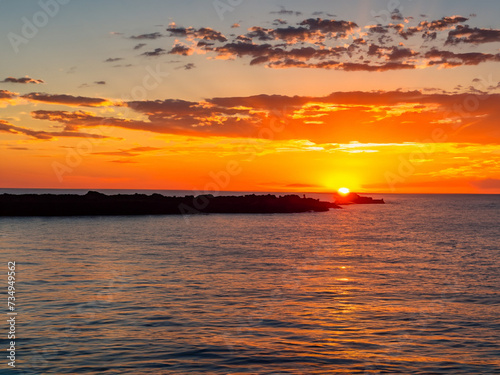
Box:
[387,46,418,61]
[425,48,500,67]
[299,18,357,34]
[153,13,498,71]
[211,41,414,71]
[31,110,150,134]
[446,25,500,45]
[166,25,188,37]
[272,19,287,25]
[270,6,302,16]
[366,25,389,34]
[0,119,109,140]
[0,90,18,100]
[166,25,227,42]
[2,76,44,84]
[104,57,123,62]
[236,35,252,43]
[391,9,404,21]
[195,27,227,42]
[141,48,167,57]
[95,81,106,85]
[22,93,114,107]
[419,15,468,31]
[130,32,163,40]
[134,43,147,50]
[246,26,275,41]
[168,45,192,56]
[367,44,418,61]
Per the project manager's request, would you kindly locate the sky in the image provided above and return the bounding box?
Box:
[1,0,500,193]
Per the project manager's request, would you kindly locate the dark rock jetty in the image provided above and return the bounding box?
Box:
[0,191,341,216]
[334,192,385,205]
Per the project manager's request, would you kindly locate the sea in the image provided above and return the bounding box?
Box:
[0,190,499,374]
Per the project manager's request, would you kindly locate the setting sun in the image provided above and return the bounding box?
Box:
[338,187,350,195]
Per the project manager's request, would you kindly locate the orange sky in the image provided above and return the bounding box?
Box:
[1,1,500,193]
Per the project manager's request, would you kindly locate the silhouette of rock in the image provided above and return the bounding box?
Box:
[0,192,341,216]
[334,192,385,205]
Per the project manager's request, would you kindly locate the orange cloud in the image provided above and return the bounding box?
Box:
[2,76,44,84]
[21,91,500,145]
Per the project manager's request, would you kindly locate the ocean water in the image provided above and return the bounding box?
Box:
[0,194,499,374]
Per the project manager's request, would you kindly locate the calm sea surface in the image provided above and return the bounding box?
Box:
[0,193,499,374]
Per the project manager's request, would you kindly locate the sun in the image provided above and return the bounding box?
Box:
[338,187,350,195]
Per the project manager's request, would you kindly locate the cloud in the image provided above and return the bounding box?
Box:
[2,76,44,84]
[157,13,497,72]
[272,19,287,25]
[168,45,193,55]
[446,25,500,45]
[419,15,468,31]
[134,43,147,50]
[0,119,109,140]
[110,159,138,163]
[177,63,195,70]
[27,91,500,145]
[0,90,19,107]
[166,24,227,42]
[299,18,358,35]
[22,93,117,107]
[471,179,500,189]
[130,32,163,39]
[286,183,324,188]
[266,59,416,71]
[367,45,418,61]
[94,81,106,85]
[0,90,18,100]
[92,146,162,157]
[425,48,500,67]
[31,110,154,134]
[270,6,302,16]
[141,48,167,57]
[157,13,498,71]
[104,57,123,62]
[391,9,404,21]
